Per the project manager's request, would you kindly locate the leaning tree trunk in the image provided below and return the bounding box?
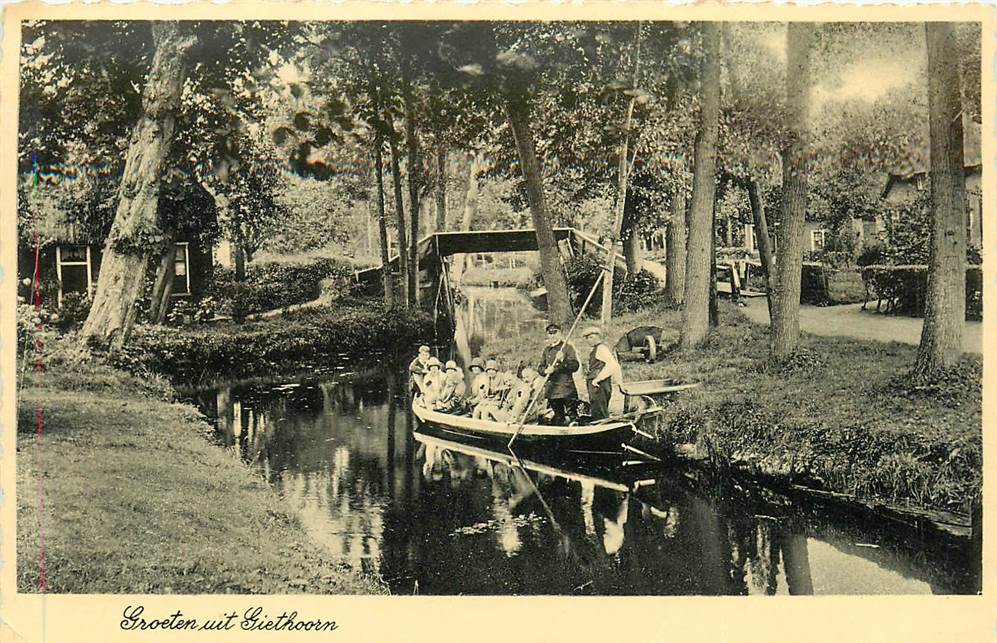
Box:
[435,145,448,232]
[450,150,483,287]
[680,22,721,349]
[770,23,815,360]
[388,134,410,307]
[403,87,421,307]
[601,21,642,324]
[746,177,777,321]
[81,21,196,348]
[505,96,573,326]
[374,132,394,308]
[148,233,177,324]
[665,178,688,305]
[915,22,967,374]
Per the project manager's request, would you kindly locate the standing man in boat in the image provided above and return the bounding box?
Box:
[582,326,623,420]
[538,322,580,425]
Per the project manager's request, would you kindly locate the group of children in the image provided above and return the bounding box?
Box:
[409,345,548,424]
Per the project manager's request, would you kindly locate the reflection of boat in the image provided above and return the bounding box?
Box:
[413,430,635,492]
[411,398,635,453]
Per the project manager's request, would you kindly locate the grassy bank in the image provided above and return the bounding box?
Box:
[487,302,981,515]
[17,350,387,594]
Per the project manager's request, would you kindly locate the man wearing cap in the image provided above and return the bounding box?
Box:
[582,326,622,420]
[538,322,580,425]
[409,345,432,396]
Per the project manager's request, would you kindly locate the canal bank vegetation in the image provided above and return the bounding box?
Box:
[17,335,387,593]
[486,302,981,517]
[100,301,434,387]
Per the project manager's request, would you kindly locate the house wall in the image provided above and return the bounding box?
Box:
[880,169,982,248]
[18,239,211,308]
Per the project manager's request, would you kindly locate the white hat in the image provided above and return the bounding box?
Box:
[582,326,602,338]
[427,357,442,368]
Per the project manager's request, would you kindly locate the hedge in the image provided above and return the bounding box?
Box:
[115,304,434,386]
[562,254,659,314]
[861,264,982,321]
[208,257,355,320]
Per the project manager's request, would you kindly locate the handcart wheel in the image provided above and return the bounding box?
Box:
[643,335,657,363]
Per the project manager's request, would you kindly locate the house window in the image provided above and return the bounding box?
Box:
[55,245,92,306]
[172,242,191,296]
[810,229,828,251]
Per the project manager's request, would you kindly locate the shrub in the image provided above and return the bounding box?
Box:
[861,264,982,320]
[125,303,434,385]
[208,257,355,318]
[857,243,886,268]
[562,254,659,314]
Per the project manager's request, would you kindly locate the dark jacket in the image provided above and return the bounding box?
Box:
[538,340,580,400]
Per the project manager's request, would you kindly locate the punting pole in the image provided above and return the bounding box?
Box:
[622,442,662,462]
[507,268,608,450]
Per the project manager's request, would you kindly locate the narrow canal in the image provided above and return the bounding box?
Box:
[192,286,974,595]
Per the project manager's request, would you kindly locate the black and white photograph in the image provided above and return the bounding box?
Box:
[2,3,992,640]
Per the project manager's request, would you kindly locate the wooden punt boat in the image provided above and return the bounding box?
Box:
[411,398,635,454]
[618,380,702,397]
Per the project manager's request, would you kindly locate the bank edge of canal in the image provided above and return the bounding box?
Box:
[16,382,388,594]
[484,300,982,545]
[13,305,429,594]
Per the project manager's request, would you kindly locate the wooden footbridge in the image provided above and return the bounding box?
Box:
[354,227,649,319]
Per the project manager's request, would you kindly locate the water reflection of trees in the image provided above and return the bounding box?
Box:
[202,370,956,595]
[453,287,547,366]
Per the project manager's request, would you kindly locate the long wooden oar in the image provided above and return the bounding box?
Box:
[507,269,606,450]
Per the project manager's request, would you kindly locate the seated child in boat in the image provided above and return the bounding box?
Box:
[419,357,446,407]
[434,360,468,413]
[464,358,489,412]
[481,368,544,423]
[472,363,512,420]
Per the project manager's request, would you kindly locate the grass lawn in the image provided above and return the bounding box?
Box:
[17,377,387,594]
[486,301,981,515]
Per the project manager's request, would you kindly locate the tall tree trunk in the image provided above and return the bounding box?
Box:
[81,21,196,348]
[505,96,572,326]
[680,22,721,349]
[601,21,642,324]
[374,132,394,308]
[232,215,247,281]
[148,234,177,324]
[388,135,410,307]
[435,145,448,232]
[709,202,719,327]
[622,187,641,274]
[746,177,776,320]
[450,150,483,286]
[665,185,687,305]
[403,87,421,307]
[770,23,815,360]
[915,22,967,374]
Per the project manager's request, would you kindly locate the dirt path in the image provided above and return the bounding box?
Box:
[740,298,983,354]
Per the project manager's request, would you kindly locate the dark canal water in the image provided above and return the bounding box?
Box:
[191,287,974,595]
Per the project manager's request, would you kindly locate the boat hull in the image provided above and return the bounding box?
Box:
[411,400,634,455]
